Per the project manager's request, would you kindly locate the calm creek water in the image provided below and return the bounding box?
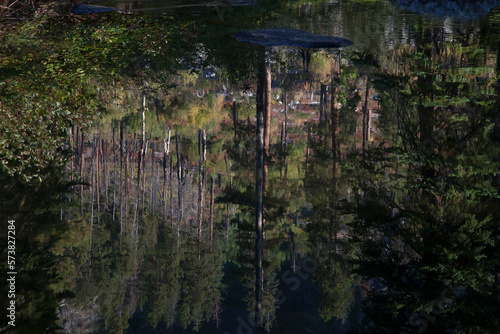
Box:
[1,1,500,333]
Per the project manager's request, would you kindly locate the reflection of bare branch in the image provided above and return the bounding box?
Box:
[8,0,21,8]
[1,0,35,18]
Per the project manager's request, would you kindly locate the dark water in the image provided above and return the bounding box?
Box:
[1,1,500,333]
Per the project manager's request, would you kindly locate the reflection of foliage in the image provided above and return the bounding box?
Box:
[244,271,279,333]
[351,149,500,333]
[0,13,195,183]
[164,92,227,128]
[309,52,334,84]
[178,243,225,331]
[348,24,500,333]
[141,230,181,329]
[100,276,131,334]
[136,232,225,332]
[0,166,76,333]
[68,211,136,333]
[70,222,225,333]
[314,261,357,324]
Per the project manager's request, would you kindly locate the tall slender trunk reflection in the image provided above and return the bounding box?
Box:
[254,47,266,333]
[80,131,85,214]
[198,129,206,242]
[330,58,339,244]
[209,175,215,246]
[163,128,171,220]
[112,126,117,221]
[362,79,370,154]
[176,133,183,248]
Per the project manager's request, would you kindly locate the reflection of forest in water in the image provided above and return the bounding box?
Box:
[1,1,500,333]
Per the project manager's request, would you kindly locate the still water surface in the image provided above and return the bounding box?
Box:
[1,1,499,333]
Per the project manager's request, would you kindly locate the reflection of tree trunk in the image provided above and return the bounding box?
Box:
[331,78,339,162]
[233,102,238,140]
[104,139,109,213]
[225,153,232,189]
[133,132,142,236]
[119,122,124,231]
[284,94,288,141]
[284,94,289,180]
[80,131,85,214]
[155,98,160,121]
[89,135,95,265]
[113,127,117,221]
[142,137,149,210]
[331,62,340,244]
[255,48,265,333]
[213,301,222,329]
[367,109,371,143]
[201,129,206,161]
[261,57,271,241]
[138,94,146,181]
[125,133,130,221]
[330,159,339,244]
[75,126,80,171]
[170,159,174,228]
[264,57,271,153]
[133,184,140,236]
[120,120,124,168]
[69,127,74,185]
[210,176,215,246]
[290,232,296,272]
[301,48,311,72]
[320,84,327,123]
[226,203,230,239]
[263,159,268,241]
[150,139,155,214]
[176,134,183,245]
[198,129,206,242]
[319,85,324,123]
[96,137,101,220]
[131,133,136,190]
[280,122,284,180]
[362,80,370,154]
[167,129,170,220]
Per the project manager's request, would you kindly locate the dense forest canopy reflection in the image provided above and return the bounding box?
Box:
[1,1,499,333]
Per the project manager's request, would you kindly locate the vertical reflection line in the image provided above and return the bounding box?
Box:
[255,46,266,333]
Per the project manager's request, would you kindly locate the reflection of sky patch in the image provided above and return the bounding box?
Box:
[233,28,353,49]
[71,4,120,14]
[395,0,500,20]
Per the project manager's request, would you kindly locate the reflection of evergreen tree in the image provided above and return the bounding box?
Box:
[0,168,76,333]
[69,207,137,333]
[71,218,226,333]
[302,56,361,326]
[100,276,132,334]
[348,23,500,333]
[244,270,279,333]
[314,258,357,324]
[177,242,224,331]
[141,227,181,329]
